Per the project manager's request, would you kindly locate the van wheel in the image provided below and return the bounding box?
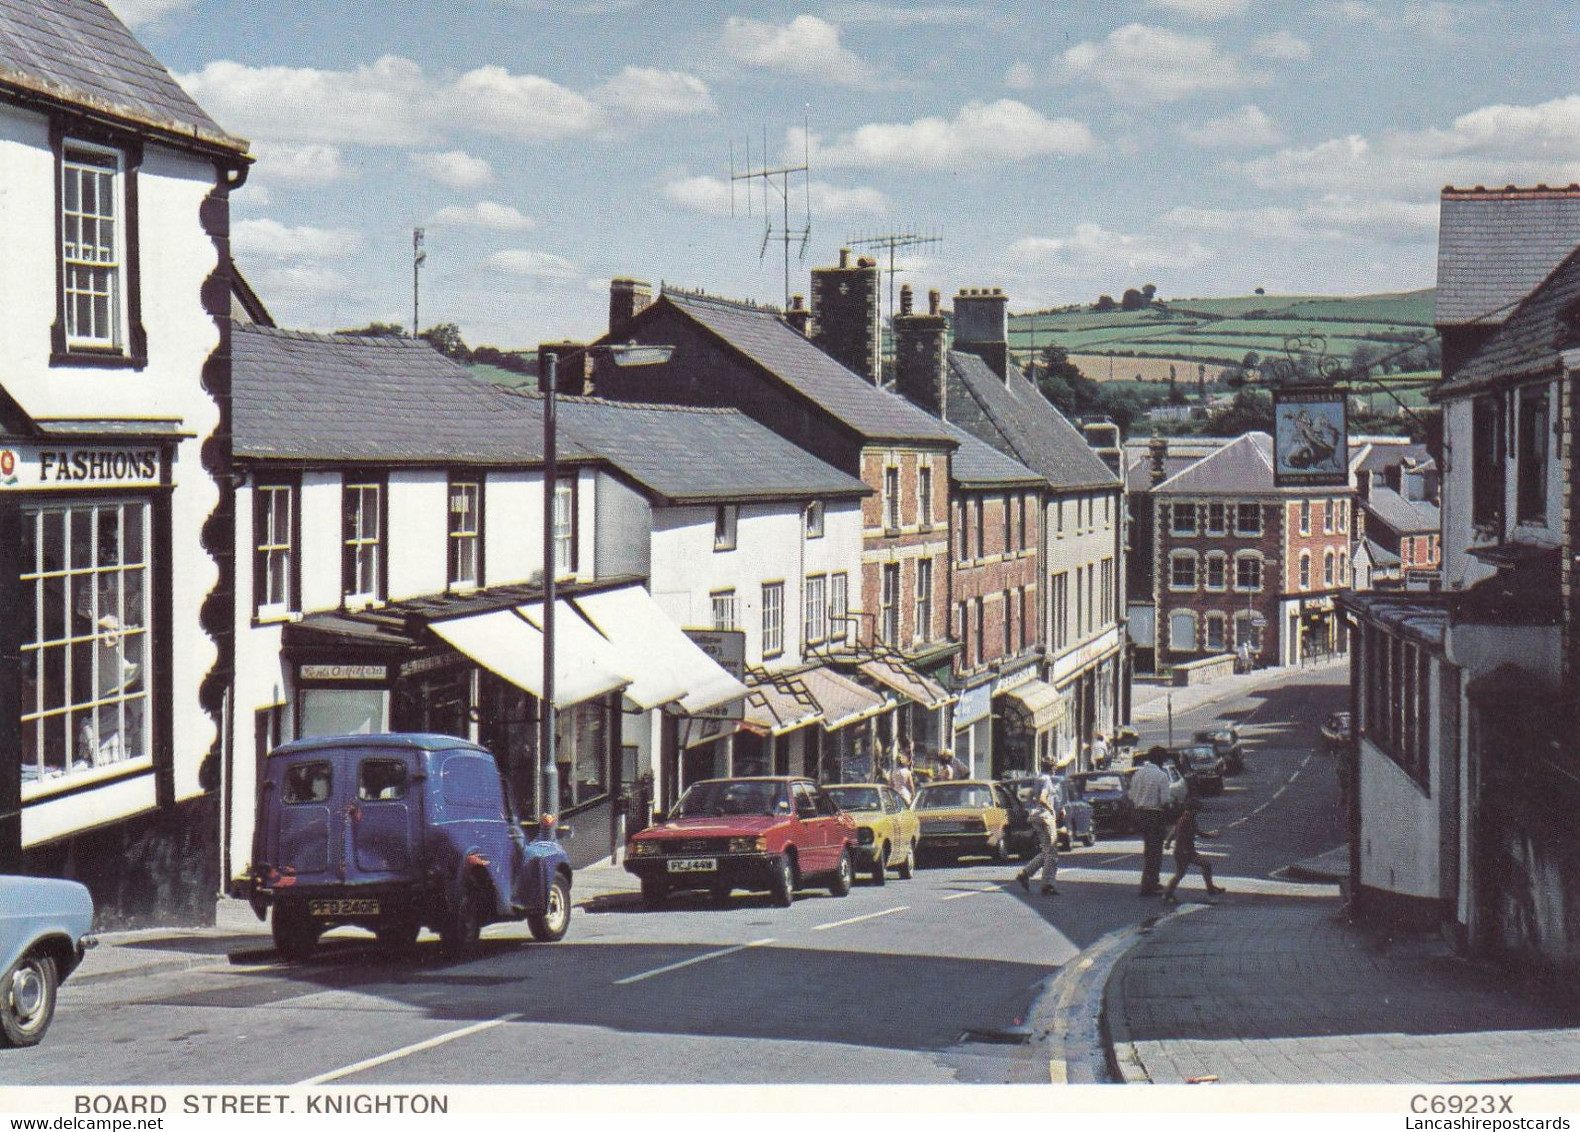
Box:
[870,844,888,886]
[440,877,486,959]
[528,873,572,943]
[271,901,321,962]
[375,917,420,952]
[0,954,57,1048]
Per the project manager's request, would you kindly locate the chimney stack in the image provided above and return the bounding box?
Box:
[1149,435,1169,487]
[608,277,653,340]
[894,281,949,418]
[952,287,1010,380]
[785,293,812,336]
[1083,420,1123,478]
[809,248,882,384]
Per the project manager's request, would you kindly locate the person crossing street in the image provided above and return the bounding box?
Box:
[1129,747,1172,896]
[1013,757,1064,895]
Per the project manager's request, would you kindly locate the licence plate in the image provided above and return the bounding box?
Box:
[308,898,379,916]
[667,858,718,873]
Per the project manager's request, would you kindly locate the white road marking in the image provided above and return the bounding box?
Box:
[941,886,1005,901]
[812,906,910,930]
[614,938,776,985]
[296,1013,522,1084]
[1098,853,1133,865]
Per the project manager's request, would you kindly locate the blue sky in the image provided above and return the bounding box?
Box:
[113,0,1580,349]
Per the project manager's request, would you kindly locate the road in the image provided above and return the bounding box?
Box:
[6,666,1347,1087]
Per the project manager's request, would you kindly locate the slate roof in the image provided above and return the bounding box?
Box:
[1124,449,1215,492]
[232,323,583,464]
[1355,441,1428,474]
[0,0,246,155]
[944,351,1118,492]
[549,396,870,504]
[1153,432,1278,495]
[1435,241,1580,400]
[1359,538,1401,568]
[1437,186,1580,326]
[656,290,955,445]
[944,420,1043,488]
[1364,486,1438,536]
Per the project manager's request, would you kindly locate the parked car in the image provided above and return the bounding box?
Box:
[1321,711,1354,751]
[1194,727,1244,775]
[912,780,1013,865]
[823,783,921,884]
[1067,770,1136,834]
[1174,744,1226,797]
[1002,775,1096,855]
[248,733,573,961]
[0,876,95,1047]
[625,777,857,907]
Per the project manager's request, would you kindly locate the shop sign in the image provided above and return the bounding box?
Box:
[681,716,735,749]
[685,629,746,721]
[1273,387,1348,487]
[1050,627,1122,683]
[299,663,388,682]
[0,444,162,490]
[401,653,466,678]
[954,683,992,727]
[1302,596,1335,613]
[991,666,1037,697]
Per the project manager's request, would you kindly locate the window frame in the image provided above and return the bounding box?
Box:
[1472,393,1506,531]
[883,465,901,532]
[918,465,933,527]
[1203,551,1227,592]
[1169,501,1198,537]
[1299,499,1311,535]
[1516,383,1550,526]
[805,499,825,540]
[713,503,738,552]
[447,476,483,591]
[1206,501,1227,536]
[915,557,933,642]
[1168,550,1199,592]
[710,589,740,631]
[552,477,577,576]
[1234,553,1263,593]
[1205,611,1227,653]
[1298,550,1311,591]
[341,475,386,607]
[1235,502,1262,536]
[253,477,300,619]
[803,574,827,648]
[829,573,849,648]
[880,563,900,645]
[761,581,785,659]
[1169,609,1197,653]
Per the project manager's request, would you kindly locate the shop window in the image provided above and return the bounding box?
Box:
[556,700,609,812]
[1235,502,1262,536]
[713,503,737,551]
[804,575,826,647]
[1204,552,1227,591]
[254,480,297,616]
[20,500,150,790]
[342,478,383,605]
[916,558,933,642]
[1517,384,1549,525]
[1169,552,1198,591]
[448,479,481,590]
[711,589,740,631]
[1170,502,1197,536]
[299,688,383,738]
[1169,610,1196,652]
[829,573,850,647]
[1472,394,1505,531]
[805,499,824,539]
[762,581,785,658]
[1363,628,1429,788]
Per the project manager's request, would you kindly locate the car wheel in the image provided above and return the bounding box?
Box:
[870,844,888,886]
[769,853,795,907]
[1083,831,1097,848]
[897,841,916,880]
[1057,833,1071,852]
[271,900,321,962]
[374,917,420,953]
[0,954,57,1048]
[528,872,572,942]
[439,876,486,959]
[640,879,669,909]
[829,849,854,897]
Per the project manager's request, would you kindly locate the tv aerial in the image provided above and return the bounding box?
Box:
[730,122,812,309]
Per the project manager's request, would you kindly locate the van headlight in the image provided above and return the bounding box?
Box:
[729,836,767,852]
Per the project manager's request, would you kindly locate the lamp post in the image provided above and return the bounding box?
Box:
[537,342,674,828]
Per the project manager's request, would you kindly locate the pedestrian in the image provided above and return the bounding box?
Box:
[1129,746,1172,896]
[1013,756,1063,895]
[1091,732,1110,770]
[1163,797,1226,903]
[888,750,915,805]
[936,750,961,781]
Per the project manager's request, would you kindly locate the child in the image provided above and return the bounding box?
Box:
[1162,797,1226,903]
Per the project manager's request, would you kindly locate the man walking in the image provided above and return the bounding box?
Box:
[1014,757,1063,895]
[1129,746,1172,896]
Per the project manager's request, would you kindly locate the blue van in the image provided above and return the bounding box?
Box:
[247,733,572,960]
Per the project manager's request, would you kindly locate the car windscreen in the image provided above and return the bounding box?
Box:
[1077,775,1125,793]
[1182,748,1217,767]
[826,786,882,812]
[674,780,789,818]
[915,784,995,810]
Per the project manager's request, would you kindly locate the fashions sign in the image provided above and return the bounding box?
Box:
[0,444,162,489]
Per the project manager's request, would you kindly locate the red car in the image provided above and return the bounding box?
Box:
[625,777,857,907]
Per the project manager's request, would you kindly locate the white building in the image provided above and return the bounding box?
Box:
[2,0,252,923]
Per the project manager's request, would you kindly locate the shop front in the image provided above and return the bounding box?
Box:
[992,678,1066,778]
[951,682,992,779]
[855,657,954,770]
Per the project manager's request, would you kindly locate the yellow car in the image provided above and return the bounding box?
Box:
[823,783,922,885]
[912,780,1014,866]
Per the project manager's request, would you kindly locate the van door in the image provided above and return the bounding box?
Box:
[353,754,420,877]
[270,757,337,882]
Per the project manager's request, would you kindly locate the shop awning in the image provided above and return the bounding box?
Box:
[857,658,954,709]
[998,679,1066,733]
[800,666,892,732]
[743,678,825,736]
[429,607,630,709]
[573,586,746,714]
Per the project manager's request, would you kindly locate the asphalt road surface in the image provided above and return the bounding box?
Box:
[7,667,1348,1087]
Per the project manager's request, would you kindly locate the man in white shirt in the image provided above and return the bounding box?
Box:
[1128,747,1172,896]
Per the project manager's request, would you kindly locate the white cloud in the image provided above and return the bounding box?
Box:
[258,264,354,298]
[430,202,538,231]
[104,0,195,26]
[413,150,493,188]
[1060,24,1262,104]
[1164,196,1437,244]
[822,3,983,24]
[1324,1,1468,39]
[1008,222,1213,280]
[799,100,1096,170]
[489,249,581,279]
[232,218,363,260]
[1253,30,1312,60]
[1179,104,1282,147]
[662,175,887,218]
[250,143,346,184]
[1003,61,1039,91]
[444,67,604,142]
[592,66,715,121]
[1144,0,1251,19]
[721,15,875,86]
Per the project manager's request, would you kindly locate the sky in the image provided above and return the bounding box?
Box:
[112,0,1580,350]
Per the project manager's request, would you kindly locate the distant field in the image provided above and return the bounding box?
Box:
[1070,355,1232,384]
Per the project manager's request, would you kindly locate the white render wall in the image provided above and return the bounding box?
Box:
[1,102,227,842]
[1045,489,1122,660]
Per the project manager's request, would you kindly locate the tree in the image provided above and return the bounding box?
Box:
[1031,344,1100,418]
[1202,389,1273,437]
[419,322,470,361]
[1095,294,1118,312]
[1141,283,1157,302]
[337,321,405,337]
[1121,288,1145,311]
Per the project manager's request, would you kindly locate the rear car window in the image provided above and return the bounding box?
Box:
[358,758,409,801]
[282,760,332,804]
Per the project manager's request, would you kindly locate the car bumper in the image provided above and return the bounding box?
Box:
[625,853,782,889]
[919,832,994,855]
[249,882,439,924]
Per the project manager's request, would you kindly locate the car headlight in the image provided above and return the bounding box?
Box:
[729,836,767,853]
[627,840,659,858]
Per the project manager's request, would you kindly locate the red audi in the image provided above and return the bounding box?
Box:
[625,777,857,908]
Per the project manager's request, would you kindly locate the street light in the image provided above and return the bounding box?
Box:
[538,342,673,826]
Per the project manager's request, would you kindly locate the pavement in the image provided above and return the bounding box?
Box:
[1129,656,1346,728]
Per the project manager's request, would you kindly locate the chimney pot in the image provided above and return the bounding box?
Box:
[839,247,851,268]
[899,284,914,315]
[792,294,805,310]
[929,289,941,315]
[1149,436,1168,487]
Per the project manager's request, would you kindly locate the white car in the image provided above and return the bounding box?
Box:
[1,876,95,1047]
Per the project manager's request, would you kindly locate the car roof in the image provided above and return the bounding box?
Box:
[688,776,806,785]
[269,732,488,757]
[918,779,999,788]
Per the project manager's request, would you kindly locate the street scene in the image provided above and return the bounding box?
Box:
[4,0,1580,1115]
